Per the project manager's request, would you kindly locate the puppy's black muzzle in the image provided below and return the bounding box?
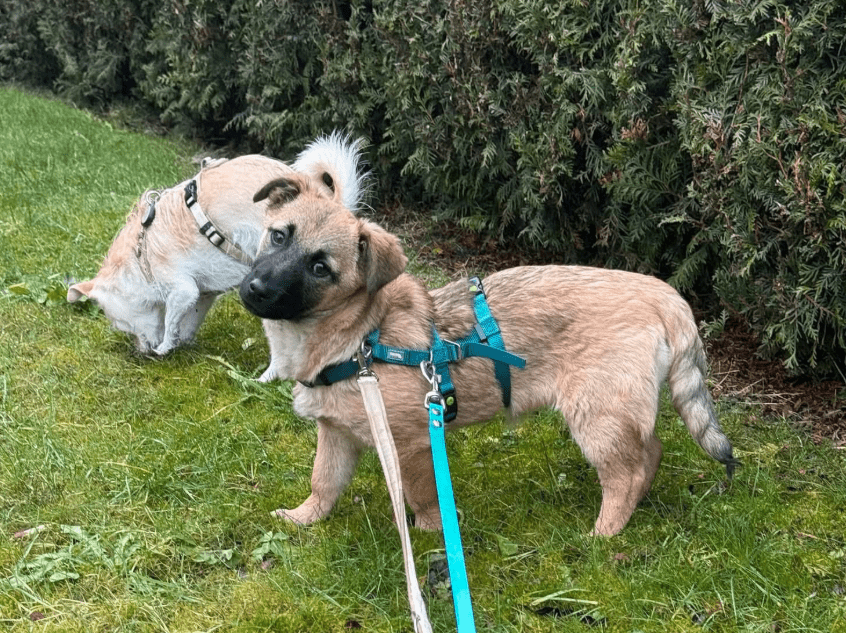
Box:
[239,253,307,320]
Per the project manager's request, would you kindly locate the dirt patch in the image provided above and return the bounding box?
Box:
[706,321,845,445]
[372,202,846,446]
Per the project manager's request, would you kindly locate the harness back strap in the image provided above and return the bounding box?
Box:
[184,180,254,266]
[468,277,519,408]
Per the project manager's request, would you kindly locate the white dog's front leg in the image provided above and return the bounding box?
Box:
[257,319,301,382]
[258,321,285,381]
[276,421,361,525]
[154,281,201,355]
[258,365,279,383]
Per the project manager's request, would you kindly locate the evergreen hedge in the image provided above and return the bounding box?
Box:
[1,0,843,379]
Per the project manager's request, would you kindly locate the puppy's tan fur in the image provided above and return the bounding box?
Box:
[243,174,737,536]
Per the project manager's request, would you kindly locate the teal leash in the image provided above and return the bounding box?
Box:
[427,396,477,633]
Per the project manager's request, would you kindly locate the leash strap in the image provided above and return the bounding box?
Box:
[184,179,254,266]
[358,369,433,633]
[428,398,477,632]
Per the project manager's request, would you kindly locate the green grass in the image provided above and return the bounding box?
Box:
[1,86,845,632]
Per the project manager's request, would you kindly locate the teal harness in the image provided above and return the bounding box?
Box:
[302,277,525,422]
[304,277,525,632]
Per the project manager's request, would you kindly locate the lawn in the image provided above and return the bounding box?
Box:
[1,86,844,632]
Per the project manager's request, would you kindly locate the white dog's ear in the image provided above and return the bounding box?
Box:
[253,178,301,206]
[67,279,95,303]
[357,219,407,293]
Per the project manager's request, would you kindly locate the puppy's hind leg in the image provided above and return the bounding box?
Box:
[636,431,663,504]
[569,412,660,536]
[277,421,362,525]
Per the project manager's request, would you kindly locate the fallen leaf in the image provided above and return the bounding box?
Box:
[13,525,46,539]
[496,534,519,557]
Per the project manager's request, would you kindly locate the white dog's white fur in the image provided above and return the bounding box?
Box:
[67,132,367,360]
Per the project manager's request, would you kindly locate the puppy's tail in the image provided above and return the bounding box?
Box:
[668,331,740,479]
[293,131,369,212]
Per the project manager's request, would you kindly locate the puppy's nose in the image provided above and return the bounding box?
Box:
[248,277,269,299]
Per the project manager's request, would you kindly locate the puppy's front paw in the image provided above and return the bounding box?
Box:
[412,511,443,532]
[272,507,321,526]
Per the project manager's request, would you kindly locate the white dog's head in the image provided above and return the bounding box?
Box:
[67,193,169,355]
[68,276,164,354]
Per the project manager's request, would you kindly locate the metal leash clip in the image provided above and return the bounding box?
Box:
[420,360,442,410]
[356,341,375,379]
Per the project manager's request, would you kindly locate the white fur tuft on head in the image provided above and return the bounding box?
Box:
[292,131,369,212]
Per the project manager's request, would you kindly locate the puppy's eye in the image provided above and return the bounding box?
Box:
[270,228,288,246]
[311,261,331,278]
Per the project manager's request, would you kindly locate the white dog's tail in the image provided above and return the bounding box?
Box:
[293,131,368,212]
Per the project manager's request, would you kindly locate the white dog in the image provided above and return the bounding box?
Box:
[67,133,366,365]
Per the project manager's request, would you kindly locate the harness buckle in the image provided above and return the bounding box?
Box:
[441,388,458,421]
[441,337,462,361]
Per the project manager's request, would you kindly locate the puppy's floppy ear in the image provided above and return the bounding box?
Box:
[357,219,408,294]
[253,178,301,206]
[67,279,95,303]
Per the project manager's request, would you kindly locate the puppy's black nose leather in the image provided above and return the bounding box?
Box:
[248,277,268,299]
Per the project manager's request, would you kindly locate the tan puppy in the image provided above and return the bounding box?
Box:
[240,174,738,536]
[67,133,365,366]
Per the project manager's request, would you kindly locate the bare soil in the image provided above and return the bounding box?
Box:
[373,202,846,446]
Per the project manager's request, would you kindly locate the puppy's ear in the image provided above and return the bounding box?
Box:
[254,178,300,206]
[357,220,407,294]
[67,279,95,303]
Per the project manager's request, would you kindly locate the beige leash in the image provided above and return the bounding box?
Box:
[356,354,433,633]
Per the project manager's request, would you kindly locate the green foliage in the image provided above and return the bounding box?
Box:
[670,0,846,377]
[0,0,155,105]
[0,0,844,376]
